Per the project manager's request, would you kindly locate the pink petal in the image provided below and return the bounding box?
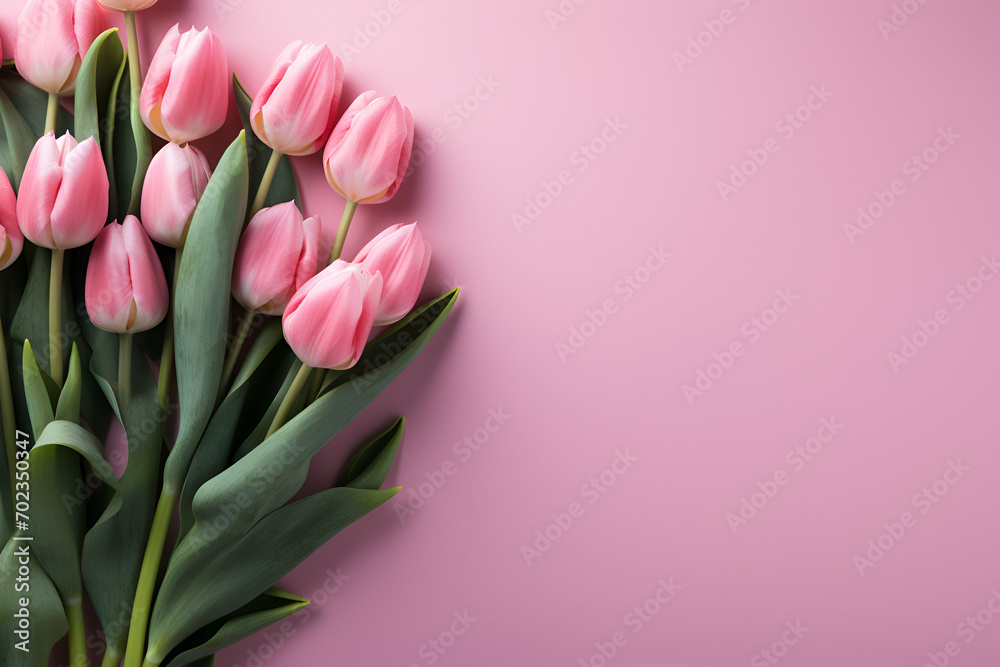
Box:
[16,133,63,248]
[73,0,106,65]
[250,41,303,123]
[122,215,168,331]
[324,96,408,203]
[140,25,181,140]
[15,0,79,94]
[258,44,341,155]
[158,27,228,144]
[141,143,210,247]
[232,202,305,314]
[86,222,134,332]
[294,215,321,293]
[50,136,108,248]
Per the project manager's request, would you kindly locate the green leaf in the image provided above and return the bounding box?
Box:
[28,419,121,602]
[74,28,124,144]
[148,487,396,663]
[178,320,286,539]
[161,588,308,667]
[107,58,150,217]
[0,538,68,666]
[195,289,459,535]
[12,248,110,439]
[21,341,55,439]
[230,353,304,463]
[0,87,36,191]
[233,74,300,216]
[164,132,248,495]
[54,344,82,423]
[24,350,111,604]
[0,69,73,138]
[80,322,164,661]
[335,418,404,490]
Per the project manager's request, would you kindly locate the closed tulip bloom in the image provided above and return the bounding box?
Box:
[141,142,211,247]
[86,216,168,333]
[251,42,344,156]
[282,260,382,370]
[354,222,430,325]
[232,203,321,316]
[97,0,158,10]
[17,131,108,250]
[141,24,228,144]
[15,0,105,95]
[323,92,414,204]
[1,170,23,271]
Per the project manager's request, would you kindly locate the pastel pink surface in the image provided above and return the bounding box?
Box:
[4,1,1000,665]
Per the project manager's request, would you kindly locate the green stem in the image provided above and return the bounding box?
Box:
[248,149,282,221]
[66,601,87,667]
[1,320,15,508]
[45,93,59,135]
[125,10,147,216]
[157,249,181,411]
[328,200,359,265]
[125,11,142,106]
[102,649,124,667]
[123,490,174,667]
[304,367,325,406]
[217,308,255,406]
[49,248,64,386]
[120,333,133,413]
[266,362,312,438]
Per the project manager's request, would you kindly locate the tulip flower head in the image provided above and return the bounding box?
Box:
[323,92,414,204]
[141,24,229,145]
[86,216,169,334]
[141,142,212,248]
[232,202,321,316]
[15,0,105,95]
[0,170,23,271]
[251,41,344,156]
[282,260,382,370]
[354,222,431,326]
[17,131,109,250]
[97,0,158,10]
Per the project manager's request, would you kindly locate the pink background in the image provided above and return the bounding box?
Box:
[5,1,1000,665]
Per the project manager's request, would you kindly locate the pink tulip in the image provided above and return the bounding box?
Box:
[140,24,228,145]
[323,92,414,204]
[86,216,168,333]
[282,260,382,370]
[232,202,321,316]
[354,223,431,325]
[97,0,158,10]
[17,131,108,250]
[15,0,104,95]
[1,170,23,271]
[141,143,212,248]
[251,42,344,156]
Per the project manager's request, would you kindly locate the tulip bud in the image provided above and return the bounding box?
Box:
[141,143,212,248]
[1,170,23,271]
[97,0,158,10]
[86,216,169,333]
[251,42,344,157]
[323,92,414,204]
[282,260,382,370]
[354,223,431,325]
[141,24,229,145]
[232,202,320,316]
[15,0,105,95]
[17,131,109,250]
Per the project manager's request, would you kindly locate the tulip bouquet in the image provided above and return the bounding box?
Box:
[0,1,456,666]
